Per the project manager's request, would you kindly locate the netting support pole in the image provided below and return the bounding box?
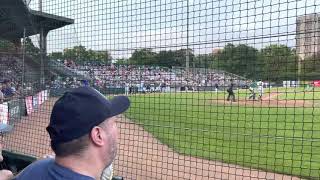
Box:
[39,0,45,89]
[39,29,48,89]
[39,0,42,11]
[297,57,301,87]
[185,0,189,72]
[22,28,26,95]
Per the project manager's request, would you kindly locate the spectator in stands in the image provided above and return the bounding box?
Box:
[9,83,16,95]
[15,87,130,180]
[2,82,13,98]
[0,122,14,180]
[0,84,4,103]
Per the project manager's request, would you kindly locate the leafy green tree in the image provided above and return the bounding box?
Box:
[73,45,88,62]
[214,43,259,78]
[25,37,40,56]
[259,44,298,81]
[155,50,175,67]
[114,58,129,65]
[0,39,15,52]
[130,48,157,65]
[51,46,112,64]
[92,50,112,64]
[129,48,194,67]
[63,48,76,60]
[193,54,214,68]
[48,52,63,60]
[173,48,194,67]
[301,53,320,80]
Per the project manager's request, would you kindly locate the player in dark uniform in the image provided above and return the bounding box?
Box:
[226,83,236,102]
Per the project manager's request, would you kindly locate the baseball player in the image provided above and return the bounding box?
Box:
[257,80,264,100]
[248,81,257,100]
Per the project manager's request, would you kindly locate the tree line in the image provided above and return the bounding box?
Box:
[118,44,319,82]
[49,45,112,65]
[1,38,319,82]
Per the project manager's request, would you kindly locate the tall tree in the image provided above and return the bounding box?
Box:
[51,46,112,64]
[173,48,194,67]
[48,52,63,60]
[130,48,157,65]
[0,39,15,52]
[214,43,259,78]
[259,44,298,81]
[63,48,76,60]
[114,58,129,65]
[25,37,40,56]
[300,53,320,80]
[193,54,214,68]
[155,50,175,67]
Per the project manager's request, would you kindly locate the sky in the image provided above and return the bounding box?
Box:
[27,0,320,58]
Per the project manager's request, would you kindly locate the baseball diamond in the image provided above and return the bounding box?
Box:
[0,0,320,180]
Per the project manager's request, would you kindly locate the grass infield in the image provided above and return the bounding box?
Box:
[123,88,320,178]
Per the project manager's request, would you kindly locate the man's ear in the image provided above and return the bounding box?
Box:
[90,126,105,147]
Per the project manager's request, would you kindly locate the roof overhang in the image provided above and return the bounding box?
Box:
[0,0,74,40]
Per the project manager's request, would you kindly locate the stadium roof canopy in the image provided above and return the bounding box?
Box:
[0,0,74,40]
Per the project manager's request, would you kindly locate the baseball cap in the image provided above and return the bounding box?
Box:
[47,86,130,144]
[0,123,13,133]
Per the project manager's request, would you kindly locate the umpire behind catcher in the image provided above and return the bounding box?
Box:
[15,87,130,180]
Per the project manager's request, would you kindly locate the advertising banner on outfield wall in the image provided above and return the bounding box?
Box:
[20,98,26,116]
[41,91,45,104]
[313,80,320,87]
[0,102,9,125]
[33,95,39,110]
[26,96,33,115]
[38,92,43,105]
[8,99,21,123]
[44,90,48,101]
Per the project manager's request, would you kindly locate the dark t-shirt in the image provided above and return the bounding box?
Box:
[2,87,13,97]
[14,159,95,180]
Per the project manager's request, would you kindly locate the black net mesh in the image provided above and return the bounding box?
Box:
[0,0,319,179]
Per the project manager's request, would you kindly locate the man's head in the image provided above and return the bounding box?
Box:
[47,87,130,167]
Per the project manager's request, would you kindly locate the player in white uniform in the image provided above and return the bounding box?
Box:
[257,80,263,100]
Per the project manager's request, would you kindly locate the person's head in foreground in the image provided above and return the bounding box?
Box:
[0,123,14,180]
[15,87,130,180]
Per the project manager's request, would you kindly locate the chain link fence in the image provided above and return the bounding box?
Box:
[0,0,320,179]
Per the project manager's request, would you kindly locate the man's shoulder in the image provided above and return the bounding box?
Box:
[14,159,54,179]
[15,158,95,180]
[24,158,54,170]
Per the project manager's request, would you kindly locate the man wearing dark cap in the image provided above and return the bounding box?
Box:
[15,87,130,180]
[0,122,14,180]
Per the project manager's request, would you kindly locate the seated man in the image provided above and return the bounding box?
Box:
[15,87,130,180]
[0,122,14,180]
[2,83,13,98]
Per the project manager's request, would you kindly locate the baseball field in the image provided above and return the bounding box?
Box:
[125,87,320,178]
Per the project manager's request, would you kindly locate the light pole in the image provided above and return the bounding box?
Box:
[185,0,189,72]
[39,0,45,88]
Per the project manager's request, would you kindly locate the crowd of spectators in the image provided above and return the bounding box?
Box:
[0,54,43,103]
[51,60,248,93]
[0,54,249,102]
[0,55,22,102]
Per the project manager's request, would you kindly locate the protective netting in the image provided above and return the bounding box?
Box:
[0,0,320,179]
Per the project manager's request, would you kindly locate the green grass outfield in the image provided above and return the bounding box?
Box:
[123,89,320,179]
